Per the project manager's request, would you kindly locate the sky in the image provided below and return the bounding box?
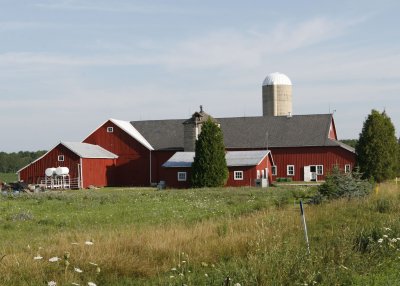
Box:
[1,0,399,152]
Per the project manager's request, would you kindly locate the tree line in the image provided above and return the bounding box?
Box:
[0,151,47,173]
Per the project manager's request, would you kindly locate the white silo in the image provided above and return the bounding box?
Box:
[262,72,292,116]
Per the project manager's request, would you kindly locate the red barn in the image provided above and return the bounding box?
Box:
[83,118,154,186]
[18,142,118,189]
[131,112,355,184]
[161,150,274,188]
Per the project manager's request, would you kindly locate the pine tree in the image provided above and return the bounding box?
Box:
[191,118,228,188]
[356,110,399,182]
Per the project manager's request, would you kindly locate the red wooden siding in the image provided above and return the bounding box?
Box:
[269,146,355,181]
[19,144,80,185]
[151,150,177,184]
[160,167,192,189]
[81,158,116,188]
[329,119,338,139]
[84,120,151,186]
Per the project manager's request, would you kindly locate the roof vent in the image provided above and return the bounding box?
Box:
[287,112,292,118]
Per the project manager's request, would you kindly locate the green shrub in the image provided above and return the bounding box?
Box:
[317,166,373,201]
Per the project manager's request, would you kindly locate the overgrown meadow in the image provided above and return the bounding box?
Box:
[1,182,400,285]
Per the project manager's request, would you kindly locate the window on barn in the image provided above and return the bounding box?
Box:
[256,170,260,179]
[345,164,351,173]
[261,169,265,179]
[234,171,243,180]
[177,172,187,181]
[272,165,277,176]
[107,127,114,133]
[316,165,323,175]
[58,155,64,162]
[287,165,294,176]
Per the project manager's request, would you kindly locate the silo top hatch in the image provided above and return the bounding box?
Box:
[262,72,292,86]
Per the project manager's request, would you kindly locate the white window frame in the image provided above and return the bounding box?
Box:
[234,171,243,180]
[287,165,295,176]
[177,172,187,182]
[345,164,351,173]
[272,165,277,176]
[107,127,114,133]
[256,170,260,179]
[261,169,265,179]
[58,155,64,162]
[316,165,323,175]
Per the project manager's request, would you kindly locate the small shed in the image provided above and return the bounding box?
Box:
[161,150,274,188]
[18,142,118,189]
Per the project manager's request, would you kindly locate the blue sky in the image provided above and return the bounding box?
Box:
[1,0,399,152]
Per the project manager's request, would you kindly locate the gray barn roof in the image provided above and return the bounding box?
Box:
[62,142,118,159]
[163,150,272,168]
[131,114,354,152]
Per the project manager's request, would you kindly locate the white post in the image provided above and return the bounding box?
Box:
[300,200,311,255]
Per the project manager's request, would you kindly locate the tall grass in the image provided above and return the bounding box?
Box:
[0,183,399,285]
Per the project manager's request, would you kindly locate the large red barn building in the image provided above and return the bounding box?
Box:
[18,72,356,188]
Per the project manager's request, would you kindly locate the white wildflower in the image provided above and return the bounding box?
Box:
[205,273,208,277]
[34,255,43,260]
[85,241,94,246]
[179,273,184,276]
[170,275,175,278]
[89,262,98,266]
[71,283,80,286]
[234,283,241,286]
[181,260,186,263]
[88,283,97,286]
[74,267,83,273]
[384,227,391,231]
[378,238,384,243]
[49,257,60,262]
[391,238,398,243]
[171,267,177,271]
[383,235,388,238]
[48,281,57,286]
[71,242,79,245]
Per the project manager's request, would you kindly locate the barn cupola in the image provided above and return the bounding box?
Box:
[262,72,293,117]
[183,105,217,151]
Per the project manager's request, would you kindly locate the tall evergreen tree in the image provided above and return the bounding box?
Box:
[191,118,228,188]
[356,110,398,182]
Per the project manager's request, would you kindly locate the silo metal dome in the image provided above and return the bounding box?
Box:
[262,72,293,116]
[262,72,292,86]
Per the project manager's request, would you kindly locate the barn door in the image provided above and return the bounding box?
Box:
[304,166,311,182]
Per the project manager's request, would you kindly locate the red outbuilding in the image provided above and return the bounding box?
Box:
[18,142,118,189]
[161,150,274,188]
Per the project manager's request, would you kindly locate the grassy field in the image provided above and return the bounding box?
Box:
[0,172,18,183]
[0,183,399,285]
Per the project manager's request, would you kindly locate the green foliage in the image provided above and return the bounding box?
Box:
[191,119,228,188]
[317,165,373,200]
[340,139,358,148]
[356,110,399,182]
[0,172,18,183]
[0,150,46,173]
